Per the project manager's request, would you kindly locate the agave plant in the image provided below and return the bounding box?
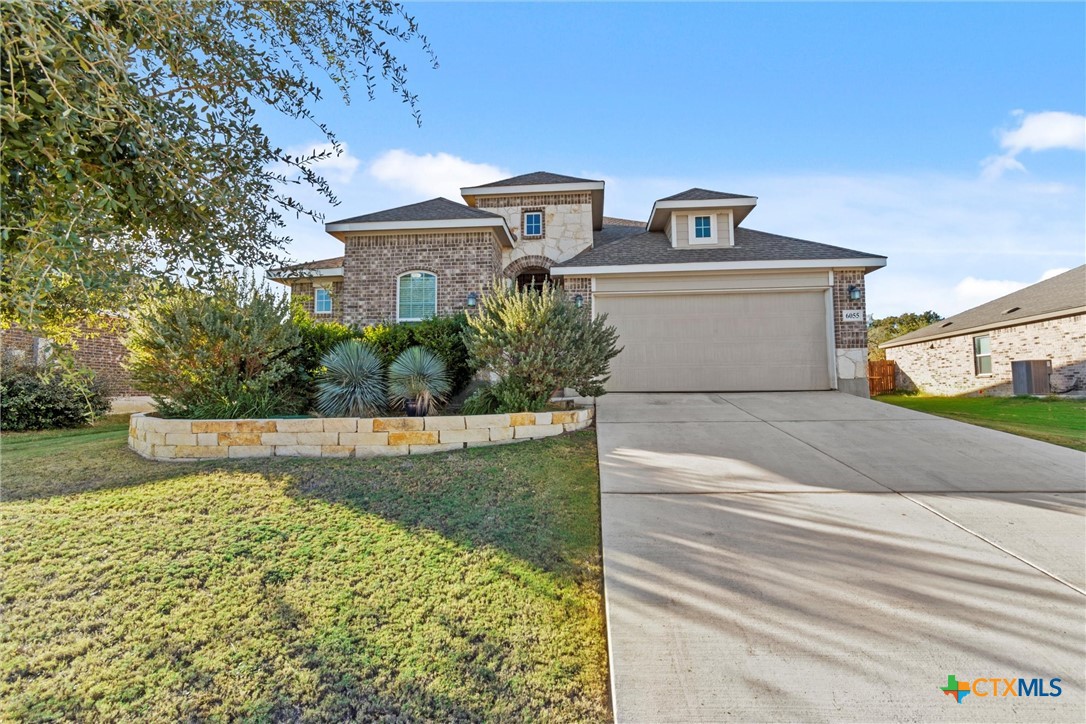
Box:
[315,340,387,417]
[388,346,451,416]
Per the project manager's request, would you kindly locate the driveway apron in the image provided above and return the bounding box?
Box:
[597,391,1085,723]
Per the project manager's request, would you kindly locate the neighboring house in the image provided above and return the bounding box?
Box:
[270,171,886,395]
[882,265,1086,396]
[0,322,142,396]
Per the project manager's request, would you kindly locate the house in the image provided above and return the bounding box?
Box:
[882,266,1086,396]
[270,171,886,396]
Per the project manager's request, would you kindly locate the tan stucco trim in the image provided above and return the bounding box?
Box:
[880,306,1086,349]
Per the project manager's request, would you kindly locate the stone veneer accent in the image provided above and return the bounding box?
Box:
[886,314,1086,396]
[129,408,595,461]
[475,193,594,267]
[341,231,503,326]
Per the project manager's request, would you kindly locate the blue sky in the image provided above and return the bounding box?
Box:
[267,2,1086,318]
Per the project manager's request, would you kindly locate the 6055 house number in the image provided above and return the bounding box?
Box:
[841,310,864,322]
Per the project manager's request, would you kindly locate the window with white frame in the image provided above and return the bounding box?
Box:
[523,210,543,238]
[973,334,992,375]
[398,271,437,322]
[314,287,333,315]
[689,214,716,244]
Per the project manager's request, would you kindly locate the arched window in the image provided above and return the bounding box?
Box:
[397,271,437,322]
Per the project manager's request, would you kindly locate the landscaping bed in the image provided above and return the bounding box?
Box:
[876,394,1086,451]
[1,420,611,720]
[128,408,594,460]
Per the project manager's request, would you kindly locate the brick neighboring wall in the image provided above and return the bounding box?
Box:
[341,231,503,326]
[1,322,141,396]
[886,313,1086,396]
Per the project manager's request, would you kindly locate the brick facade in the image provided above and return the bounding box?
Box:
[290,279,345,322]
[475,192,592,208]
[832,268,867,349]
[1,321,141,396]
[886,314,1086,395]
[563,276,592,311]
[341,231,503,326]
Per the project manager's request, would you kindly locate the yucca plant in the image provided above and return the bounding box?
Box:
[388,346,451,416]
[315,340,387,417]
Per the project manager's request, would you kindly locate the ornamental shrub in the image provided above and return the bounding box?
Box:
[361,314,475,396]
[388,345,451,416]
[126,277,306,419]
[0,363,110,431]
[315,340,386,417]
[464,282,621,412]
[291,303,357,378]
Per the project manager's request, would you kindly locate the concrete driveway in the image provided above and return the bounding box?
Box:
[597,392,1085,723]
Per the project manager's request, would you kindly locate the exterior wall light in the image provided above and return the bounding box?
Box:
[847,285,862,301]
[466,292,478,308]
[574,294,584,309]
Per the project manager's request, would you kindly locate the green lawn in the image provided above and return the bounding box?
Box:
[876,394,1086,451]
[0,420,610,721]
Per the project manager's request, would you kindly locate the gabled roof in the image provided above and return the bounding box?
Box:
[328,197,501,225]
[474,171,601,188]
[594,217,646,246]
[882,265,1086,348]
[267,255,344,281]
[552,227,885,274]
[460,172,607,231]
[660,188,755,201]
[325,197,514,246]
[647,189,760,231]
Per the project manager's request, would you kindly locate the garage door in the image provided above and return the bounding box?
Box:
[595,289,832,392]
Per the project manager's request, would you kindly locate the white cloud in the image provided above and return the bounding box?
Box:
[981,111,1086,180]
[368,149,509,200]
[1040,267,1071,281]
[283,141,361,184]
[952,276,1029,310]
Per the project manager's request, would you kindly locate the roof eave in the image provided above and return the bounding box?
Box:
[267,266,345,282]
[552,257,887,276]
[647,197,759,231]
[324,217,515,247]
[880,305,1086,349]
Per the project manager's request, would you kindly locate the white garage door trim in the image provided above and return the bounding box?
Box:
[595,282,837,393]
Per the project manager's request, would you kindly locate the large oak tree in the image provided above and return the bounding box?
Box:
[1,0,433,345]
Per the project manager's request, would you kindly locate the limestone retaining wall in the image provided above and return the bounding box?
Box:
[128,408,595,461]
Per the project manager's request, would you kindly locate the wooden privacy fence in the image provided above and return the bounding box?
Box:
[868,360,896,396]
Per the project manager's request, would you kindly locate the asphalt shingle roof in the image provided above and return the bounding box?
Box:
[659,188,754,201]
[328,197,502,225]
[280,256,344,272]
[594,217,647,246]
[884,265,1086,347]
[473,171,601,188]
[555,227,884,268]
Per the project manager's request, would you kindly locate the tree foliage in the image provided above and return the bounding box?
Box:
[464,282,621,412]
[126,276,306,418]
[1,0,434,344]
[868,310,943,360]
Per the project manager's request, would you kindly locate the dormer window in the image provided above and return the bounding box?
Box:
[522,209,544,238]
[689,214,717,244]
[694,216,712,239]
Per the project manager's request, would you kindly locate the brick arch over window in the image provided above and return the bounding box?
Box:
[501,255,554,279]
